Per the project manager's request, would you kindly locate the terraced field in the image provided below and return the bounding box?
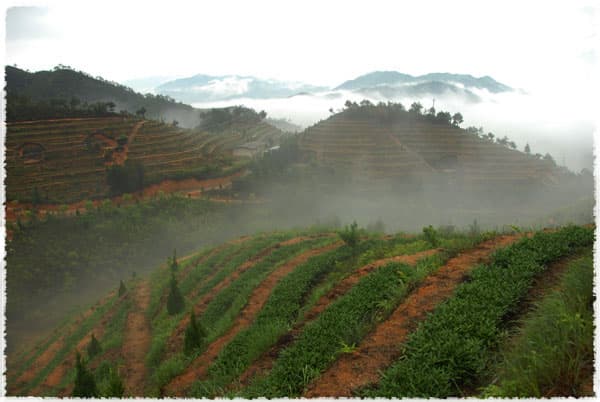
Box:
[7,224,593,398]
[5,117,284,204]
[299,114,558,185]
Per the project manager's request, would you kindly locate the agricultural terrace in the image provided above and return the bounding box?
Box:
[8,224,593,398]
[5,116,284,204]
[299,110,559,186]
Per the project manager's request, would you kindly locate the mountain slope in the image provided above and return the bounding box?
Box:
[5,66,202,127]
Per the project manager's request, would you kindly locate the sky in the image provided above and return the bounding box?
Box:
[3,0,598,92]
[2,0,598,171]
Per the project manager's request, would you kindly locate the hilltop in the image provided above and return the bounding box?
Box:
[6,66,202,127]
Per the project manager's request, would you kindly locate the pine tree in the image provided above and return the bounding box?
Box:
[73,352,99,397]
[166,272,185,315]
[118,280,127,297]
[170,248,178,272]
[184,311,206,355]
[87,333,102,359]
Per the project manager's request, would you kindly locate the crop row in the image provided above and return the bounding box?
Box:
[364,225,594,397]
[241,253,446,397]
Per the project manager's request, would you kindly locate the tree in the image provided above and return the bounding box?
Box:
[543,153,556,166]
[167,272,185,315]
[338,221,359,249]
[524,143,531,154]
[135,107,146,118]
[172,119,179,127]
[73,352,98,397]
[170,249,178,272]
[87,333,102,359]
[409,102,423,114]
[184,310,206,355]
[118,280,127,297]
[451,112,463,127]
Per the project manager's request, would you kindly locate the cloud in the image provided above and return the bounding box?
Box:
[6,6,58,41]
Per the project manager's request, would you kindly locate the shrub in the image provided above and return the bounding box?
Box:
[422,225,439,247]
[166,273,185,315]
[73,352,98,397]
[87,333,101,359]
[338,221,359,249]
[118,280,127,297]
[184,311,206,355]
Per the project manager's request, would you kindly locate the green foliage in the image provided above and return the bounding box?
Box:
[483,252,594,397]
[87,333,102,359]
[184,311,206,355]
[118,280,127,297]
[363,225,594,398]
[422,225,440,247]
[243,255,445,397]
[191,244,353,395]
[338,221,359,249]
[73,352,99,397]
[166,273,185,316]
[95,361,125,397]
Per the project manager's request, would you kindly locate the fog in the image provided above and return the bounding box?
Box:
[193,89,595,172]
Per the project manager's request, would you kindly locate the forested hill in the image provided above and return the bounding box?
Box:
[5,66,202,127]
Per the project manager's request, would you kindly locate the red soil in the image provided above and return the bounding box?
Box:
[109,120,145,166]
[236,248,439,388]
[121,281,152,396]
[303,234,521,397]
[8,290,117,395]
[163,241,342,396]
[163,236,321,360]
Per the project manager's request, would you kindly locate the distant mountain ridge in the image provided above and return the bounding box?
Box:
[156,74,328,103]
[335,71,512,93]
[152,70,512,105]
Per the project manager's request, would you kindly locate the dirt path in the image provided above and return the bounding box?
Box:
[121,280,152,396]
[110,120,145,166]
[163,241,342,396]
[236,248,440,388]
[304,234,521,397]
[8,290,117,395]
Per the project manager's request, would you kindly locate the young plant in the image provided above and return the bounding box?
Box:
[338,221,359,249]
[72,352,98,397]
[87,333,101,359]
[166,273,185,315]
[184,311,206,355]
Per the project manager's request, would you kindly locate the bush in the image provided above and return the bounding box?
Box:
[422,225,439,247]
[166,273,185,315]
[118,280,127,297]
[87,333,101,359]
[184,311,206,355]
[73,352,98,397]
[338,221,359,249]
[106,160,145,196]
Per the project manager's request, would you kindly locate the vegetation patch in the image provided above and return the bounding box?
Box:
[360,225,593,398]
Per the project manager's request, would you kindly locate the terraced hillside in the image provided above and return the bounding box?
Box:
[7,224,594,398]
[299,112,558,186]
[5,117,283,204]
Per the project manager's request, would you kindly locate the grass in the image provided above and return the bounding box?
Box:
[239,254,446,397]
[481,251,594,397]
[17,292,120,395]
[360,225,594,398]
[147,234,329,393]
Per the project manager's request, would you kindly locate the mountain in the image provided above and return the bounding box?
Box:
[335,71,512,93]
[156,74,328,103]
[5,66,203,127]
[123,75,177,94]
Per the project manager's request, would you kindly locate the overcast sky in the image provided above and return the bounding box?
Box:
[3,0,598,95]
